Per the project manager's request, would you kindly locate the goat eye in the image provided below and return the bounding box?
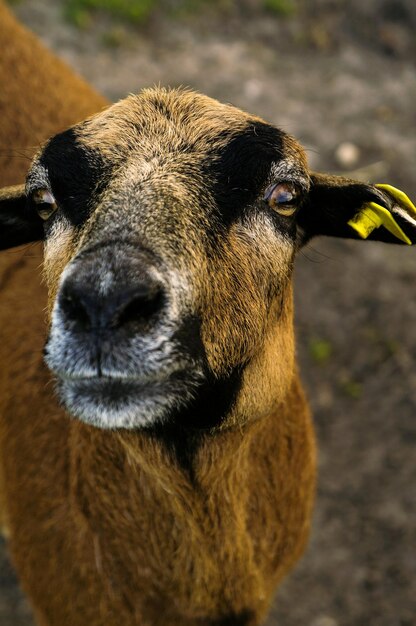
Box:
[31,188,58,221]
[264,182,299,216]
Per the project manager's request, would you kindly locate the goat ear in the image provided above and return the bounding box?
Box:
[297,173,416,246]
[0,184,44,250]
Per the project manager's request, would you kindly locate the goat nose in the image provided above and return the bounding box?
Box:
[59,275,165,332]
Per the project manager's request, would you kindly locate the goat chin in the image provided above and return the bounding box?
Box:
[55,373,203,429]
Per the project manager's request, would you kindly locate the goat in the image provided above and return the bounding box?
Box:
[1,86,416,626]
[1,6,416,626]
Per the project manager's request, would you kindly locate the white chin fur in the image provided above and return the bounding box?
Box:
[57,378,199,429]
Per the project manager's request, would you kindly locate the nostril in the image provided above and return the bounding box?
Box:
[59,284,92,330]
[115,285,165,328]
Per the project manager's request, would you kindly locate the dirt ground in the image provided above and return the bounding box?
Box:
[1,1,415,625]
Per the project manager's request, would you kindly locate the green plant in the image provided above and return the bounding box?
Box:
[263,0,296,17]
[340,379,363,400]
[65,0,156,26]
[308,337,333,365]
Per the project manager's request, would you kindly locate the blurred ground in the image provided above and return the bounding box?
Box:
[1,1,415,625]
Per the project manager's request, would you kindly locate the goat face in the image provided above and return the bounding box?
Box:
[2,88,415,430]
[23,88,307,428]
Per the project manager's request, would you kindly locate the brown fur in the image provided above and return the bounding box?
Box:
[0,0,107,543]
[0,2,108,186]
[0,5,316,625]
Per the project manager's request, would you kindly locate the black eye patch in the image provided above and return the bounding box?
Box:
[202,121,286,224]
[39,128,110,227]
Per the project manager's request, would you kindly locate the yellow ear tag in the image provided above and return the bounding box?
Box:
[347,184,415,245]
[375,184,416,217]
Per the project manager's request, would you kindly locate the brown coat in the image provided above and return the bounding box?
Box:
[0,6,315,625]
[1,4,414,626]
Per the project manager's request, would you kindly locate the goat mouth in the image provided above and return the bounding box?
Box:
[55,368,204,429]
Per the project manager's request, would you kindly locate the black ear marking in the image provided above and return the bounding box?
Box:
[0,184,44,250]
[297,172,416,246]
